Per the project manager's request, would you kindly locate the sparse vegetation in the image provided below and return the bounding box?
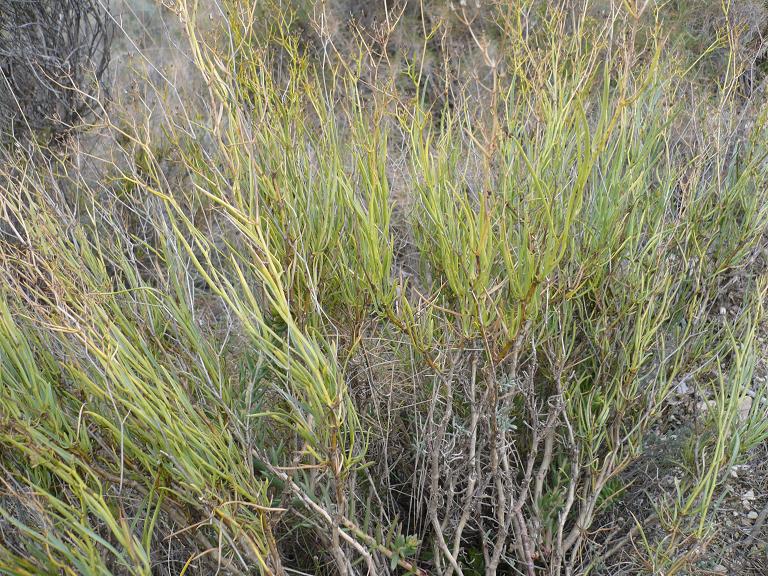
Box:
[2,1,768,574]
[0,0,113,143]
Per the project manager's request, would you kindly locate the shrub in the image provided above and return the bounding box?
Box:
[1,1,767,575]
[0,0,113,141]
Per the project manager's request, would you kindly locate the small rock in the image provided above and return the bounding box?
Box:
[719,307,727,315]
[748,510,759,520]
[739,396,754,422]
[697,400,716,415]
[731,464,750,478]
[743,489,756,501]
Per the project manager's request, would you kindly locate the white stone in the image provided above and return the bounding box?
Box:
[739,396,754,422]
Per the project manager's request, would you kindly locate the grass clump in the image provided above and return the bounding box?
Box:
[2,1,768,574]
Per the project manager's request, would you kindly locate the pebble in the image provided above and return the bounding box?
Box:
[697,400,716,414]
[743,489,756,501]
[739,396,753,422]
[748,510,759,520]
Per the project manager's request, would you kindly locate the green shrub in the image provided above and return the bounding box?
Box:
[1,1,767,575]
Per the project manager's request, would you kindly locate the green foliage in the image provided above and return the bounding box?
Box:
[2,1,768,575]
